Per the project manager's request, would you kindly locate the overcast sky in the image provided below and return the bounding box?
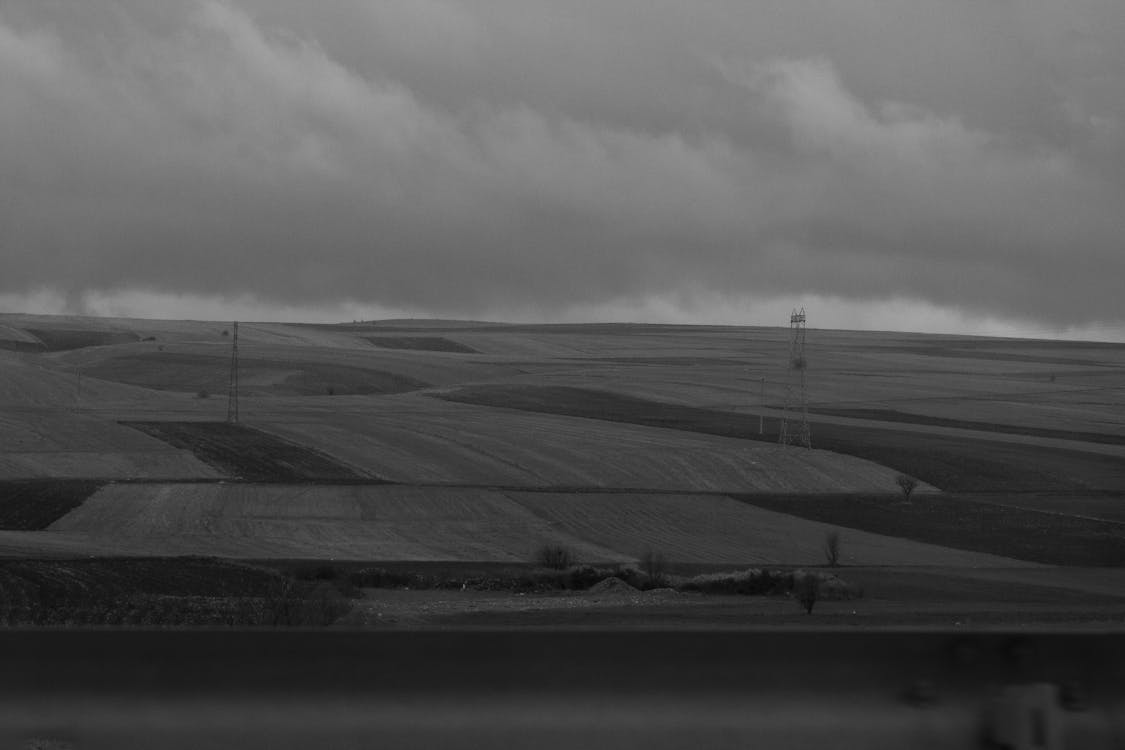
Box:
[2,1,1123,338]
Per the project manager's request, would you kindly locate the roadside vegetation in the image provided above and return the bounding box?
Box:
[0,558,355,627]
[341,562,861,601]
[0,557,863,627]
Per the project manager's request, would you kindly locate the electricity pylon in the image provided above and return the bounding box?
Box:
[778,309,811,448]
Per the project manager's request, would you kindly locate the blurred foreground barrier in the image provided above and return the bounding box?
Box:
[0,629,1122,749]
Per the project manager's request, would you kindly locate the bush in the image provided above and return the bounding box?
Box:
[896,474,918,499]
[535,544,574,570]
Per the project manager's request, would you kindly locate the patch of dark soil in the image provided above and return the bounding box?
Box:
[437,385,1125,492]
[0,480,105,530]
[362,336,478,354]
[119,421,372,482]
[23,329,140,351]
[807,407,1125,445]
[975,493,1125,524]
[0,340,45,352]
[733,493,1125,566]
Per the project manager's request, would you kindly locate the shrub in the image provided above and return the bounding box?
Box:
[823,530,841,567]
[535,544,574,570]
[896,474,918,499]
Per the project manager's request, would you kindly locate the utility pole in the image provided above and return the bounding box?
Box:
[226,322,239,423]
[759,376,765,435]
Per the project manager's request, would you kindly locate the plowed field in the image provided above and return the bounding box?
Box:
[120,422,371,482]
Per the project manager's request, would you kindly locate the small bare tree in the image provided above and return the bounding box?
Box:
[797,574,820,615]
[265,575,301,626]
[823,530,841,567]
[535,544,574,570]
[896,474,918,500]
[638,548,670,587]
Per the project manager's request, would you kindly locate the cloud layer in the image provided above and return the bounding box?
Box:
[1,1,1123,334]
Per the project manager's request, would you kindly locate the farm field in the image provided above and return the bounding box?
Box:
[255,395,918,492]
[25,483,1023,565]
[120,422,371,482]
[732,494,1125,566]
[0,312,1124,627]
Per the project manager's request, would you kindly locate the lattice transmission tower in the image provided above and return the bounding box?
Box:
[778,308,811,448]
[226,321,239,423]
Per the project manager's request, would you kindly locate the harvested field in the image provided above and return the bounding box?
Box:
[38,483,1030,566]
[363,336,479,354]
[262,396,916,492]
[0,411,222,480]
[120,422,371,482]
[733,493,1125,566]
[0,450,223,481]
[0,480,103,529]
[0,354,171,408]
[438,385,1125,492]
[505,492,1030,567]
[84,352,428,396]
[46,484,622,561]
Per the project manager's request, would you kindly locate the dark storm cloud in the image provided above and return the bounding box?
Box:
[1,0,1123,330]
